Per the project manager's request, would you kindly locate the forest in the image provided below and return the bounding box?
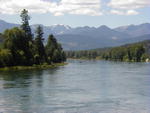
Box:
[0,9,66,68]
[66,40,150,62]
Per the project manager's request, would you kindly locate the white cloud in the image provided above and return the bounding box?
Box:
[108,0,150,9]
[0,0,102,16]
[110,10,124,15]
[126,10,139,15]
[108,0,150,15]
[0,0,148,16]
[0,0,54,14]
[110,9,138,15]
[57,0,102,16]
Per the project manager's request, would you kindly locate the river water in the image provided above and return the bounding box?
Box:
[0,60,150,113]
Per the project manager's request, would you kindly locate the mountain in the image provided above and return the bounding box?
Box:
[0,19,71,35]
[65,25,130,38]
[50,24,71,34]
[31,24,71,35]
[0,19,150,50]
[0,20,19,32]
[114,23,150,37]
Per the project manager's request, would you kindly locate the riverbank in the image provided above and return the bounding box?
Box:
[0,63,68,71]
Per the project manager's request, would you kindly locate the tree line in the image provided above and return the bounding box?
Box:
[66,40,150,62]
[0,9,66,67]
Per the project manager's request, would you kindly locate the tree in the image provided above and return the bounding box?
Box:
[45,35,56,63]
[0,33,4,48]
[52,49,61,63]
[20,9,33,41]
[34,25,46,64]
[61,51,66,61]
[45,34,66,63]
[0,49,13,67]
[20,9,34,63]
[3,27,32,65]
[135,45,145,62]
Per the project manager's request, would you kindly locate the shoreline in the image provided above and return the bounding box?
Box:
[0,62,68,71]
[67,58,150,62]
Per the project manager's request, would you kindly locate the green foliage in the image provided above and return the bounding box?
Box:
[0,49,13,67]
[3,27,33,65]
[20,9,32,41]
[20,9,34,62]
[34,25,46,64]
[45,35,66,63]
[66,40,150,62]
[0,9,66,68]
[0,33,4,48]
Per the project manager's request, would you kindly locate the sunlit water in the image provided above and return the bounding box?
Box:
[0,60,150,113]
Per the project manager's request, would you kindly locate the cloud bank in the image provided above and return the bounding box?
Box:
[108,0,150,15]
[0,0,102,16]
[110,9,139,15]
[0,0,149,16]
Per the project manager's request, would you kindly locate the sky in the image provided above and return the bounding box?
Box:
[0,0,150,28]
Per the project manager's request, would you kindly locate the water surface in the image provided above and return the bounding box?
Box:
[0,60,150,113]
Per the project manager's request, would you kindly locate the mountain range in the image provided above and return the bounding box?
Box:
[0,19,150,50]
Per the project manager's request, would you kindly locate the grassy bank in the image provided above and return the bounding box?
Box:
[0,62,68,71]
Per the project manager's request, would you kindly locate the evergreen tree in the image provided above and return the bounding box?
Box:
[20,9,33,64]
[46,34,66,63]
[45,35,56,63]
[34,25,46,64]
[20,9,32,41]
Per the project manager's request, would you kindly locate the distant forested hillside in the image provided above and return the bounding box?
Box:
[66,40,150,62]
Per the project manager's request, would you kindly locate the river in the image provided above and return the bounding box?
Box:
[0,60,150,113]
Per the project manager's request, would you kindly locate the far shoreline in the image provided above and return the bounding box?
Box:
[67,58,150,62]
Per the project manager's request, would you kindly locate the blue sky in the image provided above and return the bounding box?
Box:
[0,0,150,28]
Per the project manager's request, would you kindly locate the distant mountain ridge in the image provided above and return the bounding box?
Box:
[0,20,19,32]
[0,19,150,50]
[115,23,150,37]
